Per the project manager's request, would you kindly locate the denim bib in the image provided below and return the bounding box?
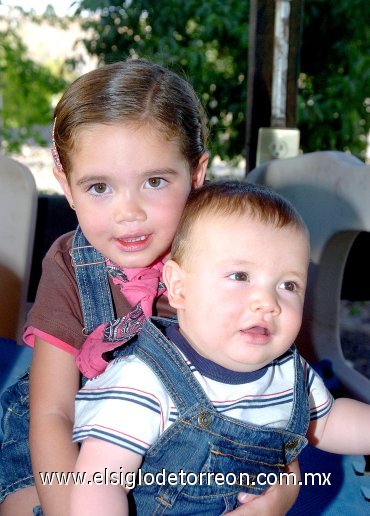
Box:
[129,317,310,515]
[70,225,116,332]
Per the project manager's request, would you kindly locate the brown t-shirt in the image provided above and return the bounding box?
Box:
[25,231,175,353]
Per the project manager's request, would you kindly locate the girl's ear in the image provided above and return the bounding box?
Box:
[53,166,74,208]
[191,152,209,189]
[163,260,186,309]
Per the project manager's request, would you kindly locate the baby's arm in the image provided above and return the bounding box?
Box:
[29,337,81,515]
[71,438,142,516]
[308,397,370,454]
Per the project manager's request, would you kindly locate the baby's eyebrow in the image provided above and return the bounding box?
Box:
[218,259,252,267]
[284,271,307,282]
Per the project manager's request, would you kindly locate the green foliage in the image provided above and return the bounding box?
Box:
[0,25,67,152]
[76,0,369,162]
[2,1,368,161]
[298,0,370,159]
[76,0,249,162]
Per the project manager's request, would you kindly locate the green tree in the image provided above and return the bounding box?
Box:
[299,0,370,159]
[76,0,369,163]
[76,0,249,163]
[0,25,67,152]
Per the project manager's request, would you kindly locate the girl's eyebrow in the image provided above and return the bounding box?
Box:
[75,168,181,187]
[76,175,110,186]
[141,168,181,178]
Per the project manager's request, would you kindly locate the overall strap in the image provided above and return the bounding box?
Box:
[70,226,115,334]
[135,318,214,417]
[285,345,310,435]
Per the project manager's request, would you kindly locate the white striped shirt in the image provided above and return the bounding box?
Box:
[73,339,333,456]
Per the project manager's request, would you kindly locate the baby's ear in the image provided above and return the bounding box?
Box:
[163,260,186,309]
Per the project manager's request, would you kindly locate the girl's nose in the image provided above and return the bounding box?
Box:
[114,195,146,223]
[250,289,281,316]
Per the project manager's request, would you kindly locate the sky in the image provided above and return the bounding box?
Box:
[2,0,76,16]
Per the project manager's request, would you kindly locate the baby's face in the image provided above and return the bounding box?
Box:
[176,213,310,372]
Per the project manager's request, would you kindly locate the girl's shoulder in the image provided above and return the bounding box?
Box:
[41,230,77,282]
[25,229,85,350]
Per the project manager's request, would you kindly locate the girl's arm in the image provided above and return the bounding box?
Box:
[29,337,80,515]
[226,458,301,515]
[308,397,370,454]
[71,438,142,516]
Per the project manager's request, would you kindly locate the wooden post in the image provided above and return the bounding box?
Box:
[245,0,304,173]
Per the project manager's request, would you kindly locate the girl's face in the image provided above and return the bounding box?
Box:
[55,123,207,268]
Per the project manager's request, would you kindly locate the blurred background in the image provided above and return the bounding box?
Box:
[0,0,369,194]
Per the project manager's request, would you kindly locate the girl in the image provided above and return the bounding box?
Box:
[0,59,299,516]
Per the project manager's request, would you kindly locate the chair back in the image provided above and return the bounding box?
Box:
[248,151,370,403]
[0,154,37,342]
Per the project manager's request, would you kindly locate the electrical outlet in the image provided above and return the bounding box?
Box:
[256,127,300,166]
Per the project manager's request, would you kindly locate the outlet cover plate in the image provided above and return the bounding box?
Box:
[256,127,300,166]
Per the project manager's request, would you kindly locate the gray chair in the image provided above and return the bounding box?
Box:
[248,150,370,404]
[0,154,37,343]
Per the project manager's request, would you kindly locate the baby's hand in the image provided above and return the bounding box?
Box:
[225,487,288,515]
[226,459,301,515]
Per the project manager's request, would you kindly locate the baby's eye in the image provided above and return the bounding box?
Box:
[228,272,249,282]
[145,177,168,189]
[88,183,110,195]
[279,281,298,292]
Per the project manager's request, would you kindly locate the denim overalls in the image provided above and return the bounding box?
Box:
[0,226,115,513]
[128,317,309,515]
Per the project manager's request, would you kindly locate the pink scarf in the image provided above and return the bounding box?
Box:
[76,259,166,378]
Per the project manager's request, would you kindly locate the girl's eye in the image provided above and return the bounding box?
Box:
[145,177,167,189]
[89,183,110,195]
[279,281,297,292]
[228,272,249,282]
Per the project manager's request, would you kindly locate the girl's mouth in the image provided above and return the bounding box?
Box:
[115,234,152,252]
[122,235,147,243]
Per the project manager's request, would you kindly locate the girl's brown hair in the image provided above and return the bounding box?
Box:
[53,59,208,179]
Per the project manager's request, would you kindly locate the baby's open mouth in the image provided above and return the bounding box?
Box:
[245,326,270,336]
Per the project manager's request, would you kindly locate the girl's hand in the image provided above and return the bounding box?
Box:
[226,459,301,515]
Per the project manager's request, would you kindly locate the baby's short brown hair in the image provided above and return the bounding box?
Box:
[171,179,309,266]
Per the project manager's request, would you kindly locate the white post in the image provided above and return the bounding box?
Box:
[271,0,292,127]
